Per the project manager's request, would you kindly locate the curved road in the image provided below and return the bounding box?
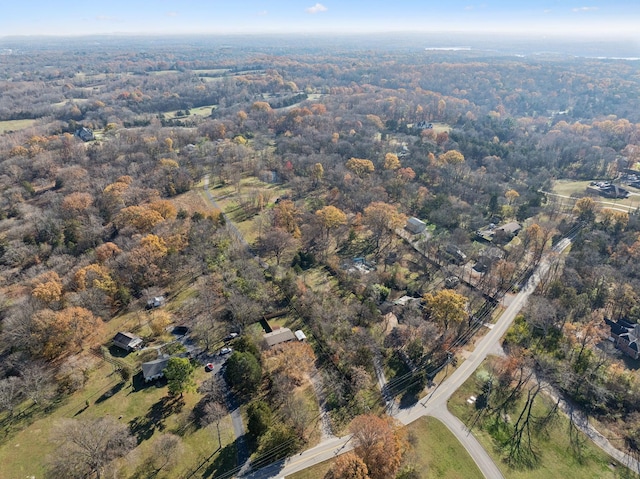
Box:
[241,238,573,478]
[201,179,639,478]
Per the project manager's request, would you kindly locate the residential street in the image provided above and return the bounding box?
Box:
[203,181,638,479]
[242,239,571,478]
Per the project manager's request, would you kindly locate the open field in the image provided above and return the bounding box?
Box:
[448,361,626,479]
[0,119,36,133]
[193,69,231,76]
[163,104,217,119]
[51,98,90,108]
[551,179,640,212]
[287,416,483,479]
[431,122,452,133]
[204,176,291,246]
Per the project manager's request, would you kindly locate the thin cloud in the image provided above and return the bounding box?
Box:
[572,6,599,13]
[306,3,328,14]
[256,10,268,16]
[166,12,179,17]
[95,15,123,23]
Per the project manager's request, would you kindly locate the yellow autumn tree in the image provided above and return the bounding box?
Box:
[363,202,406,253]
[437,150,465,165]
[32,271,64,304]
[273,200,300,238]
[113,205,165,233]
[74,264,117,296]
[346,158,375,177]
[316,205,347,241]
[383,153,401,171]
[423,289,468,330]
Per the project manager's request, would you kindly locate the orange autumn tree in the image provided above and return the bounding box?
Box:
[324,452,369,479]
[31,271,64,304]
[349,414,406,479]
[31,307,102,360]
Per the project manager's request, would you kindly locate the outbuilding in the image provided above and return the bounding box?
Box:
[113,332,143,352]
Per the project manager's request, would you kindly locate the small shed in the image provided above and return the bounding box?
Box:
[146,296,165,309]
[294,330,307,342]
[264,328,295,348]
[113,332,143,351]
[406,217,427,235]
[141,358,169,382]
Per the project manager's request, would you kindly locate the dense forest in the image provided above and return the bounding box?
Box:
[1,35,640,478]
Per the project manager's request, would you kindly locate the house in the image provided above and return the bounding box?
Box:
[405,217,427,235]
[473,247,504,273]
[74,127,94,142]
[587,182,630,199]
[146,296,165,309]
[494,222,521,241]
[444,244,467,264]
[142,358,169,382]
[263,328,296,348]
[413,121,433,130]
[113,332,143,352]
[605,318,640,359]
[294,330,307,342]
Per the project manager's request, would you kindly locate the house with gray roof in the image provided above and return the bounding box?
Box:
[263,328,295,348]
[113,332,143,352]
[141,358,169,382]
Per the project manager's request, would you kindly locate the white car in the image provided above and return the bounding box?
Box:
[219,347,233,356]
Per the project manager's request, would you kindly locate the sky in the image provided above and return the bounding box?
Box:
[1,0,640,38]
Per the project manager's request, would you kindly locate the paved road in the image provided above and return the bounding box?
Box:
[241,239,573,479]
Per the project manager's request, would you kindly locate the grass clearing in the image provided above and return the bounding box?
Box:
[0,358,238,479]
[552,179,640,212]
[205,176,291,246]
[0,118,36,133]
[163,104,216,119]
[448,360,626,479]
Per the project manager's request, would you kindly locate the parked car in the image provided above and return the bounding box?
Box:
[219,347,233,356]
[224,333,239,342]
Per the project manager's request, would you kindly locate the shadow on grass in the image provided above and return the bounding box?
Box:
[95,381,125,404]
[200,442,238,479]
[108,345,130,358]
[131,371,167,392]
[0,395,66,444]
[129,457,158,479]
[129,396,185,442]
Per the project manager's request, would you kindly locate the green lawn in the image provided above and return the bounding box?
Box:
[0,360,238,479]
[0,119,36,133]
[448,362,626,479]
[288,416,483,479]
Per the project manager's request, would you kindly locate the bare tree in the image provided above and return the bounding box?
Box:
[0,376,24,416]
[151,434,184,473]
[203,401,227,449]
[21,362,55,406]
[46,416,136,479]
